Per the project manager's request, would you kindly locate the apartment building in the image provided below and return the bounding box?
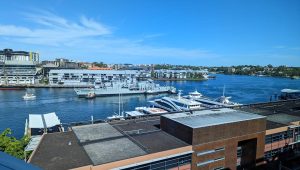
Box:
[48,69,139,85]
[153,69,208,80]
[0,48,39,85]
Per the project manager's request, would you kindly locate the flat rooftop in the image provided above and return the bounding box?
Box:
[162,108,265,128]
[30,118,189,169]
[111,118,188,153]
[238,99,300,129]
[73,123,146,165]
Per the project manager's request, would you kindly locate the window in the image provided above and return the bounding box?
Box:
[197,147,225,156]
[237,146,242,157]
[197,150,214,156]
[214,157,225,161]
[215,147,225,152]
[197,157,225,167]
[197,159,214,167]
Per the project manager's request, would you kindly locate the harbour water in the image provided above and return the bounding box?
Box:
[1,74,299,138]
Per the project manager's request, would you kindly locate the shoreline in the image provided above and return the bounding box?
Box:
[0,84,94,88]
[219,73,300,79]
[152,78,207,81]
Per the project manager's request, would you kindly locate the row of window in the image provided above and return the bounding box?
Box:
[265,130,293,144]
[121,154,192,170]
[264,145,293,159]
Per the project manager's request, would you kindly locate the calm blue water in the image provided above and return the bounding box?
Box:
[1,74,299,138]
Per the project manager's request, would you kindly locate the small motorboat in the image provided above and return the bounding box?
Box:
[85,92,96,99]
[23,93,36,100]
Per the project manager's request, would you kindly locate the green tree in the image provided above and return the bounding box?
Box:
[0,128,30,159]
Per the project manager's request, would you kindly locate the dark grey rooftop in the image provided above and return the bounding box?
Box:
[162,108,265,128]
[111,117,189,153]
[72,123,123,143]
[238,99,300,129]
[266,120,287,129]
[130,130,189,153]
[72,123,146,165]
[30,117,190,169]
[29,132,92,170]
[83,137,146,165]
[267,114,300,125]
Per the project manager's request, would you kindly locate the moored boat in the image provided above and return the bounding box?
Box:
[75,80,176,97]
[85,91,96,99]
[186,90,203,99]
[149,90,202,112]
[279,89,300,100]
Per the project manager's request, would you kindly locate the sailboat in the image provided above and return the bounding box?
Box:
[107,93,125,120]
[215,85,240,106]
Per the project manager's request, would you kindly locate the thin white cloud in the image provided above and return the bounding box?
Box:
[0,11,111,45]
[0,10,216,62]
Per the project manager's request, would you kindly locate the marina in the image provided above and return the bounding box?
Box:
[1,74,300,138]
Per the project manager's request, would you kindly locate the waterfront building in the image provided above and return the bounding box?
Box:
[87,66,113,70]
[0,48,39,85]
[26,100,300,170]
[28,108,267,170]
[48,69,140,85]
[153,69,208,80]
[41,58,81,77]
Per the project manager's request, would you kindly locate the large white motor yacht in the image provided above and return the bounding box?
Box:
[149,90,202,112]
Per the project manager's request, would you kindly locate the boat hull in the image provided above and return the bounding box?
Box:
[75,87,175,97]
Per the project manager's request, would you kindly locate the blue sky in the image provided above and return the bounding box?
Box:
[0,0,300,66]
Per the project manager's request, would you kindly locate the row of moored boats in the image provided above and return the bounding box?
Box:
[107,87,242,120]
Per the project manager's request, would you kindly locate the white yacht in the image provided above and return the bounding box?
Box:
[135,107,168,115]
[214,86,240,106]
[186,90,203,99]
[126,107,168,117]
[149,91,202,112]
[107,93,125,120]
[279,89,300,100]
[23,93,36,100]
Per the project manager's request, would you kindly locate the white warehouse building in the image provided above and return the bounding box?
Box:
[49,69,140,85]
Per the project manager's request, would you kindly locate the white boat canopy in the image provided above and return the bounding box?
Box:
[281,89,300,93]
[28,112,61,129]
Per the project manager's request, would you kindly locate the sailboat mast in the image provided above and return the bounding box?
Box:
[118,93,121,116]
[223,85,225,96]
[121,94,124,117]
